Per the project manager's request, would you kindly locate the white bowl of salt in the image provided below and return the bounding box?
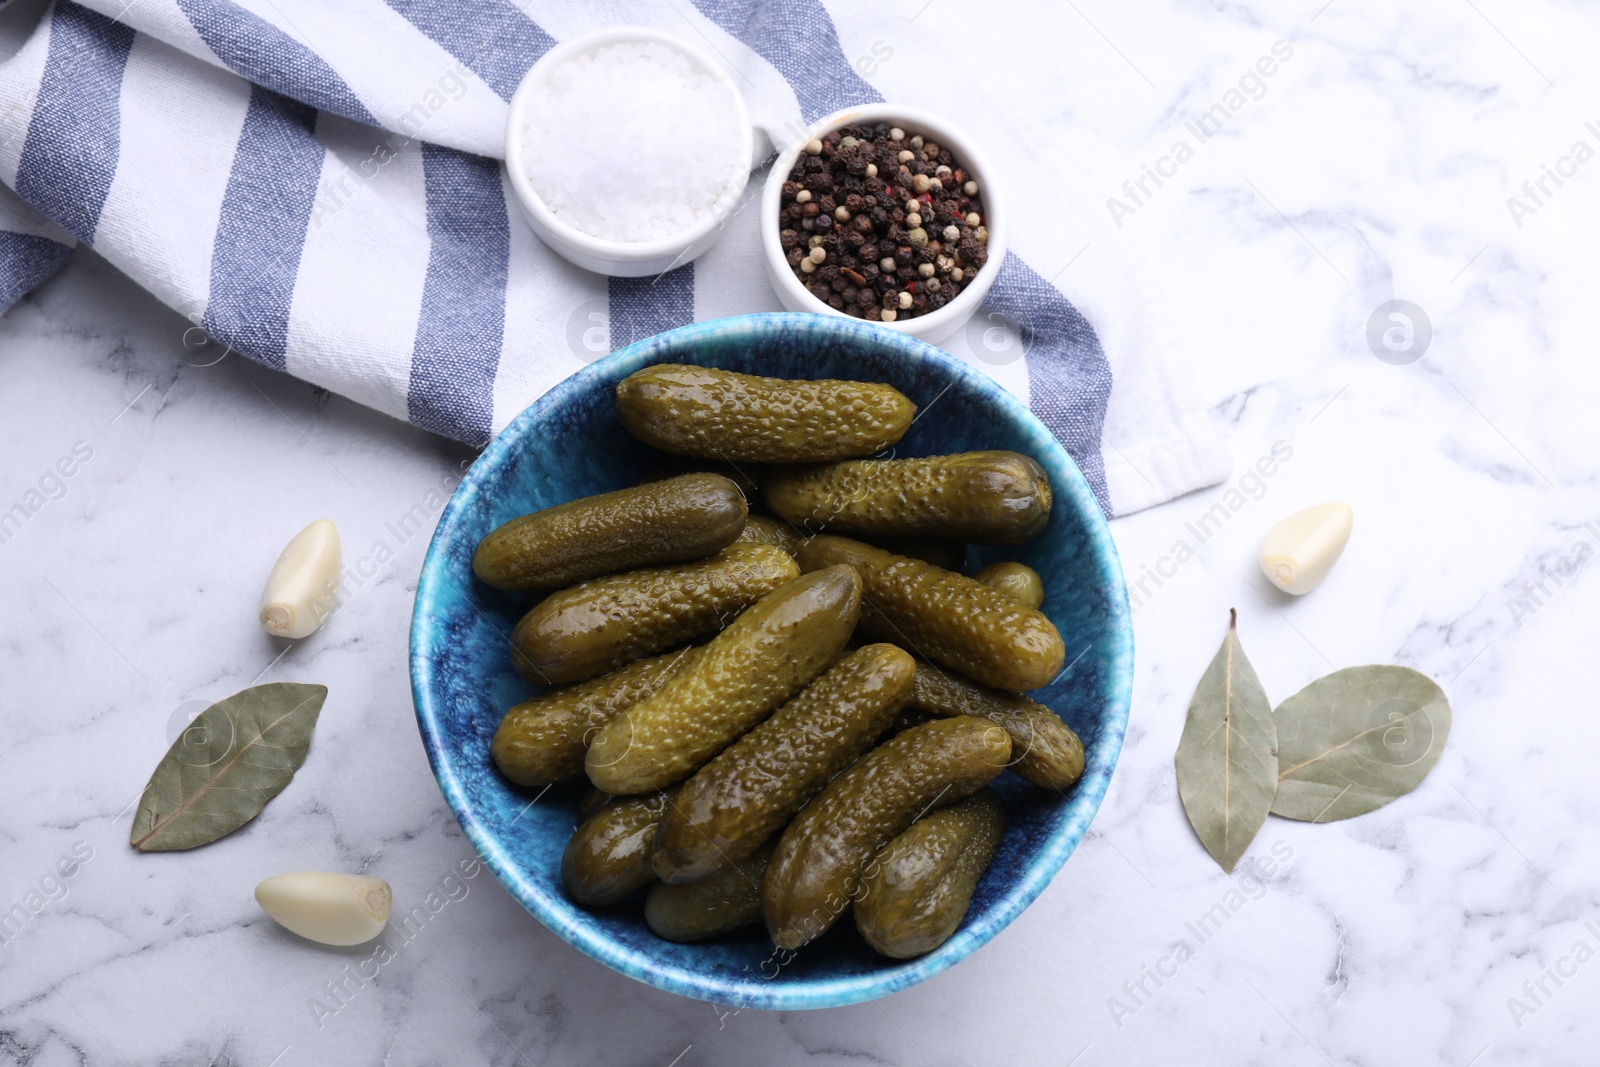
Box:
[506,27,752,278]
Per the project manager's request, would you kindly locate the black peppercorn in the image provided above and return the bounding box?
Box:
[777,121,985,321]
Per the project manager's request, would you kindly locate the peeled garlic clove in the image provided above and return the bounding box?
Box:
[260,519,341,638]
[255,871,390,946]
[1258,502,1353,595]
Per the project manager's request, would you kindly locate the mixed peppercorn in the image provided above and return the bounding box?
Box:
[777,122,989,322]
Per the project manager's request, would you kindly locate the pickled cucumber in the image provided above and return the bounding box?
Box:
[654,644,915,883]
[735,515,801,556]
[640,459,763,499]
[762,716,1012,949]
[474,473,747,592]
[561,790,674,905]
[795,535,1065,691]
[616,364,915,463]
[891,708,935,734]
[578,788,613,821]
[866,536,966,573]
[491,646,704,787]
[765,452,1052,545]
[907,659,1085,790]
[586,566,862,795]
[854,792,1005,959]
[645,845,772,942]
[511,544,796,684]
[974,561,1044,610]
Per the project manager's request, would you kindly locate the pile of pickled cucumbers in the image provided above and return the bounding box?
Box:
[472,364,1085,960]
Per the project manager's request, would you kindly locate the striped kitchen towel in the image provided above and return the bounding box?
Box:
[0,0,1229,516]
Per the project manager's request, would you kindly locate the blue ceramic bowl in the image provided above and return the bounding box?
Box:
[410,313,1133,1010]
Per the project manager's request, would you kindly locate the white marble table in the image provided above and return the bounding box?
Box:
[3,2,1597,1063]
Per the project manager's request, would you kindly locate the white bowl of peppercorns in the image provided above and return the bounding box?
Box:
[762,104,1005,345]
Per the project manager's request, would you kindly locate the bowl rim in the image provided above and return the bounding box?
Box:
[410,312,1132,1010]
[759,104,1007,337]
[504,25,753,264]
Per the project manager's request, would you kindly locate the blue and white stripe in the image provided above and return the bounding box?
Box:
[0,0,1231,515]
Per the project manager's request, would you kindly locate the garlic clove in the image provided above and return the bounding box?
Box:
[255,871,391,946]
[260,519,341,638]
[1258,502,1353,595]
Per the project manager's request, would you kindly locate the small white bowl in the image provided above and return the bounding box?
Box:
[760,104,1006,345]
[505,27,752,278]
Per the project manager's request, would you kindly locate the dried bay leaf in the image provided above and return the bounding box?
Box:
[131,682,327,851]
[1271,665,1450,822]
[1175,610,1278,873]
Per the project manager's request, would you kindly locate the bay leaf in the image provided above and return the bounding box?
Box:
[1271,665,1449,822]
[130,682,327,851]
[1175,610,1278,873]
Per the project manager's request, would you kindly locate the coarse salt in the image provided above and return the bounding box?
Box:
[520,41,743,244]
